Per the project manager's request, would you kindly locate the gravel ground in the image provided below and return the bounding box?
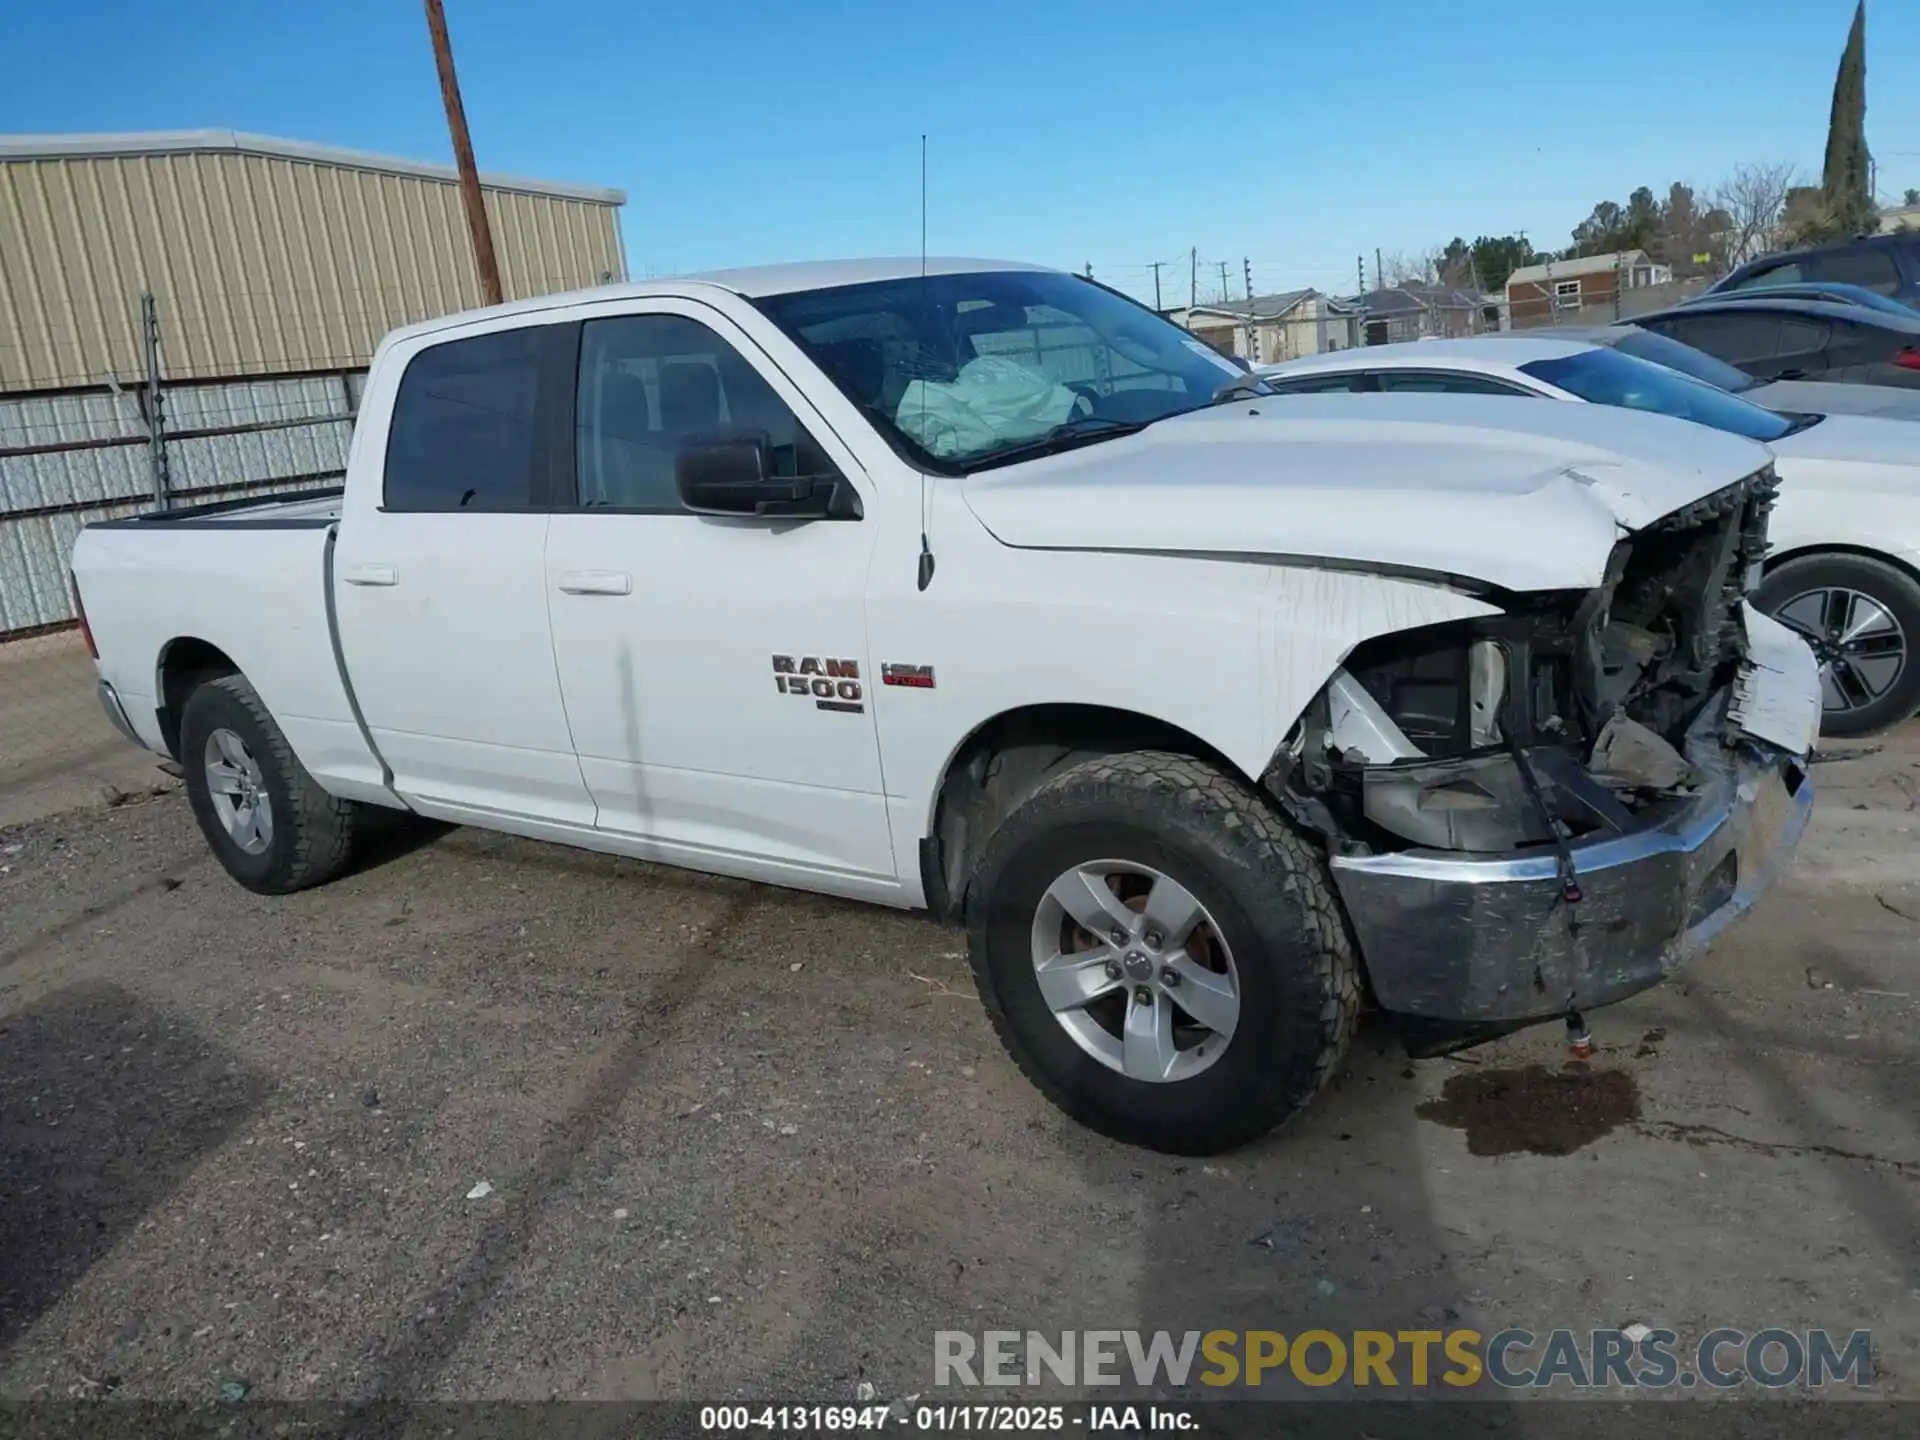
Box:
[0,634,180,831]
[1,726,1918,1418]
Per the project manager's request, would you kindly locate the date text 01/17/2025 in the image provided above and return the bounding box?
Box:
[697,1403,1197,1432]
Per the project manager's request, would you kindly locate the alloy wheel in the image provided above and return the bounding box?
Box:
[1028,859,1240,1083]
[204,727,274,855]
[1772,586,1909,716]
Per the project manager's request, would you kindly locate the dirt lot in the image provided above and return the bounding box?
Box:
[0,633,181,831]
[1,712,1918,1421]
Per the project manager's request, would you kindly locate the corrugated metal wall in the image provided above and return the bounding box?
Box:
[0,133,626,637]
[0,142,626,391]
[0,372,358,634]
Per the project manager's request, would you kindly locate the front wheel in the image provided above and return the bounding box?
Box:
[179,673,364,894]
[1757,552,1920,738]
[966,751,1360,1154]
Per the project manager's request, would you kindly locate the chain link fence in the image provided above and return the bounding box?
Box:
[1507,274,1715,330]
[0,294,362,828]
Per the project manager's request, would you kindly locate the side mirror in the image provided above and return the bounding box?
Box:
[675,439,860,520]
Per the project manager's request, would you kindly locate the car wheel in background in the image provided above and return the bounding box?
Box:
[966,750,1361,1154]
[1758,552,1920,738]
[179,673,364,893]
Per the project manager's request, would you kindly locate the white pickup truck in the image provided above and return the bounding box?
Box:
[71,258,1823,1153]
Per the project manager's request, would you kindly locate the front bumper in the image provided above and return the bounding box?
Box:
[1328,692,1813,1024]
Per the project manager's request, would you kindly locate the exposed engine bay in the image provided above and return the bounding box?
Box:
[1270,468,1780,858]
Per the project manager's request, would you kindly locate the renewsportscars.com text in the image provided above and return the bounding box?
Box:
[934,1327,1873,1391]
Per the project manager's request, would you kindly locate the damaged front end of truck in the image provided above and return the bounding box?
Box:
[1264,467,1820,1053]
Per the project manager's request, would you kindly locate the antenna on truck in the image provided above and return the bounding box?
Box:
[916,132,936,592]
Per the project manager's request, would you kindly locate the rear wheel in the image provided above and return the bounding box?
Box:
[180,674,363,893]
[967,751,1360,1154]
[1758,552,1920,738]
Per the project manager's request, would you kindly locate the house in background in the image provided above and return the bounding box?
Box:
[1879,201,1920,234]
[1169,289,1361,361]
[1343,284,1499,345]
[1506,249,1672,328]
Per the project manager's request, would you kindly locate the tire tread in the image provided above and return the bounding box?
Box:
[967,749,1360,1153]
[183,674,361,893]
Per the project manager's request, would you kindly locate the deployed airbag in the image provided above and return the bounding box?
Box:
[896,355,1077,459]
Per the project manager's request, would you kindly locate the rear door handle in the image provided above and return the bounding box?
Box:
[556,569,633,596]
[341,562,398,587]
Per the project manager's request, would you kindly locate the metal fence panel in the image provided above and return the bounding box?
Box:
[0,369,360,639]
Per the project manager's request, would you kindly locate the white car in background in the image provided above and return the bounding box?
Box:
[1259,336,1920,736]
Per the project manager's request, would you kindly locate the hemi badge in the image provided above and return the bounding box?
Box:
[881,663,936,689]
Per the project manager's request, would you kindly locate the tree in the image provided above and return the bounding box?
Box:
[1712,161,1799,265]
[1569,200,1627,256]
[1436,238,1476,290]
[1653,182,1732,274]
[1567,187,1665,258]
[1819,0,1875,238]
[1905,187,1919,206]
[1377,250,1432,286]
[1624,186,1662,249]
[1467,235,1540,293]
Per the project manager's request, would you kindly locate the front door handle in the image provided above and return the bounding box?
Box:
[341,562,398,587]
[556,570,633,596]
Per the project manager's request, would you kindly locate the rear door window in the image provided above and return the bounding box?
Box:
[1809,246,1903,295]
[1729,259,1803,290]
[1374,370,1535,396]
[1777,317,1830,354]
[1656,312,1783,366]
[385,327,549,511]
[1261,372,1364,394]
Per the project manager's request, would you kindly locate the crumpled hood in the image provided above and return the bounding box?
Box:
[1751,378,1920,422]
[962,393,1773,592]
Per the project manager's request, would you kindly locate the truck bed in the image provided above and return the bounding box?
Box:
[70,489,392,804]
[87,486,345,530]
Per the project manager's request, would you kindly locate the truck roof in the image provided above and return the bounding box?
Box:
[380,257,1053,347]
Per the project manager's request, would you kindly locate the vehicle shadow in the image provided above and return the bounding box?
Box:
[342,809,456,875]
[0,980,269,1354]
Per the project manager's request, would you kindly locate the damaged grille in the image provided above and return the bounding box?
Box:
[1272,466,1781,858]
[1586,465,1777,741]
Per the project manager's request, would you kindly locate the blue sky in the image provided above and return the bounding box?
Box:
[5,0,1919,306]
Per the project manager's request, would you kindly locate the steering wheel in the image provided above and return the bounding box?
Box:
[1066,381,1102,416]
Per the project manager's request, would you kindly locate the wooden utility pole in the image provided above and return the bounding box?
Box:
[1149,260,1163,312]
[424,0,503,306]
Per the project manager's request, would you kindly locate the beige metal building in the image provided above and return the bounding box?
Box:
[0,130,626,638]
[0,129,628,391]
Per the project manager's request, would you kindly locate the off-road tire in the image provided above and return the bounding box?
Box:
[180,673,363,894]
[966,750,1361,1154]
[1757,551,1920,738]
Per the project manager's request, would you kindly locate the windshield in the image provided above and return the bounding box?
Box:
[753,270,1244,471]
[1521,347,1793,442]
[1608,328,1756,393]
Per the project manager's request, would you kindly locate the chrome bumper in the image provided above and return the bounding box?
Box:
[1329,696,1813,1024]
[97,679,145,748]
